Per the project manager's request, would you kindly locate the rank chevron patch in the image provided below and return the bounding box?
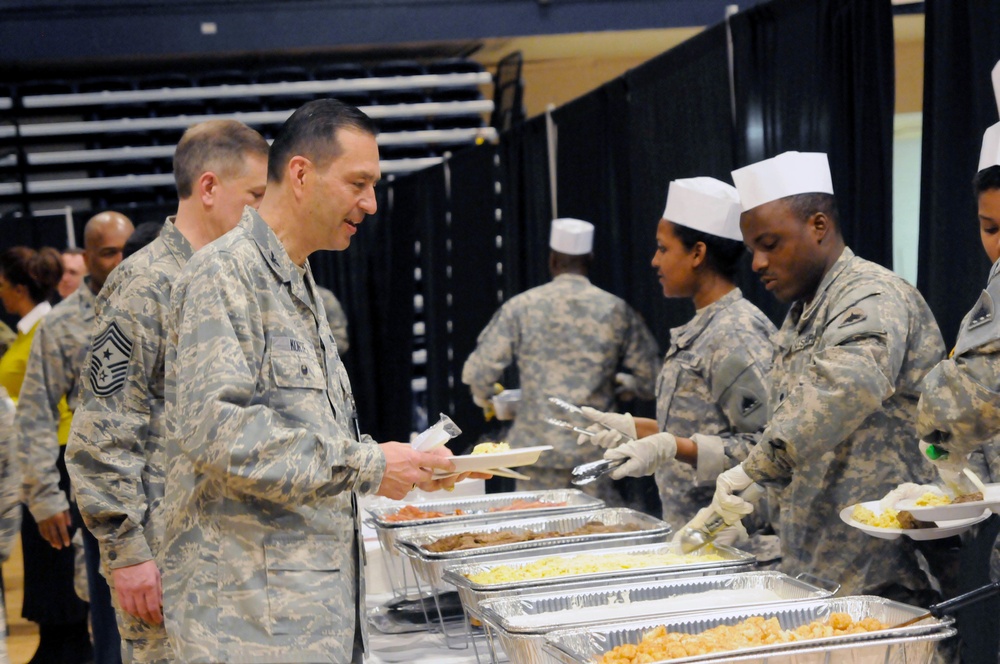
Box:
[89,321,133,397]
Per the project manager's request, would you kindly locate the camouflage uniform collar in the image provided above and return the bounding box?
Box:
[553,273,590,284]
[670,287,743,349]
[73,277,97,312]
[160,216,195,267]
[244,208,318,294]
[790,246,855,329]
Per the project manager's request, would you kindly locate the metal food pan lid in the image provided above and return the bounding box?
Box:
[541,595,955,664]
[395,508,671,560]
[478,571,836,635]
[365,489,603,529]
[442,542,754,590]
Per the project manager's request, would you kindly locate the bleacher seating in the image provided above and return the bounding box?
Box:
[1,58,499,218]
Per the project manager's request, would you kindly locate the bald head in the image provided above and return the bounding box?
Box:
[83,211,134,293]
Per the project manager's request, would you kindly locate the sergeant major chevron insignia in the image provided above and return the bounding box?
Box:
[89,321,133,397]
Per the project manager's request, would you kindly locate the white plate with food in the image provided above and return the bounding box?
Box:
[432,445,552,478]
[840,501,991,541]
[895,483,1000,521]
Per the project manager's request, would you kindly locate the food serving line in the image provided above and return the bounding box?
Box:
[359,486,964,664]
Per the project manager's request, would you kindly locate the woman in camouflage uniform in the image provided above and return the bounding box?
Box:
[579,178,775,544]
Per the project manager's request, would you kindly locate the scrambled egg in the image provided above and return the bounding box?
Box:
[915,492,952,506]
[851,504,901,529]
[465,552,724,585]
[472,441,510,455]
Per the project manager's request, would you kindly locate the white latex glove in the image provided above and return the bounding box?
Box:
[472,393,495,421]
[672,505,748,547]
[711,465,755,525]
[603,433,677,479]
[576,407,636,448]
[614,372,639,401]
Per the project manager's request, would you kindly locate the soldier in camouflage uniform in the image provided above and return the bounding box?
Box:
[161,100,457,664]
[66,120,270,664]
[686,152,944,601]
[462,218,660,504]
[18,211,133,664]
[916,131,1000,664]
[316,284,350,353]
[578,179,776,554]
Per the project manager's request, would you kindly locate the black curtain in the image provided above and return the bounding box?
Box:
[730,0,896,277]
[551,78,632,301]
[624,22,740,340]
[422,146,506,451]
[311,181,417,443]
[918,0,1000,346]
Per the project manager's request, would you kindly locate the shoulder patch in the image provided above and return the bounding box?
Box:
[967,290,994,330]
[89,321,134,397]
[838,306,868,328]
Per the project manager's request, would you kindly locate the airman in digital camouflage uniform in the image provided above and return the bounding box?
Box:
[0,386,19,664]
[18,211,133,664]
[462,218,660,503]
[66,119,270,664]
[685,152,944,601]
[916,124,1000,664]
[316,284,350,353]
[578,179,776,553]
[161,99,457,664]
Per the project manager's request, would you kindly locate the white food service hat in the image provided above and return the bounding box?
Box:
[731,151,834,212]
[662,177,743,242]
[549,218,594,255]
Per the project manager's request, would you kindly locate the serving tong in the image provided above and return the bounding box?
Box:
[545,396,637,486]
[892,579,1000,628]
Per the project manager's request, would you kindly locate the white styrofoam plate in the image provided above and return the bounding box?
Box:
[895,482,1000,520]
[432,445,552,478]
[840,500,990,540]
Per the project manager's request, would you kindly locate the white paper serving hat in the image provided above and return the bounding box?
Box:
[549,218,594,255]
[993,59,1000,117]
[980,122,1000,173]
[662,177,743,242]
[731,151,834,212]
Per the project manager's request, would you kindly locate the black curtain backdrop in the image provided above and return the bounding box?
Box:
[918,0,1000,347]
[312,181,417,443]
[730,0,896,278]
[624,22,741,337]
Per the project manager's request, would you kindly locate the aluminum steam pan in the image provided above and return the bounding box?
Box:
[442,542,754,608]
[365,489,603,530]
[477,572,836,664]
[365,489,603,557]
[542,595,955,664]
[395,507,671,561]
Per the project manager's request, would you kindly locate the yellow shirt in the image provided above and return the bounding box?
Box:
[0,322,73,444]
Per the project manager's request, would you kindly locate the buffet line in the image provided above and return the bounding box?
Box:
[363,489,956,664]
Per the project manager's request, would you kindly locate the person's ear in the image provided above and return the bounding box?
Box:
[690,241,707,268]
[198,171,219,206]
[809,212,830,243]
[287,156,312,198]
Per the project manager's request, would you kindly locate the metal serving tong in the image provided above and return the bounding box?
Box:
[570,457,626,486]
[548,395,636,440]
[547,396,637,486]
[892,579,1000,629]
[674,511,728,553]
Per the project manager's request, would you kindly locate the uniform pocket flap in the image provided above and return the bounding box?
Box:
[263,534,344,572]
[269,348,325,390]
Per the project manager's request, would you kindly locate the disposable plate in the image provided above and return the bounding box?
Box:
[895,482,1000,520]
[840,500,990,540]
[432,445,552,478]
